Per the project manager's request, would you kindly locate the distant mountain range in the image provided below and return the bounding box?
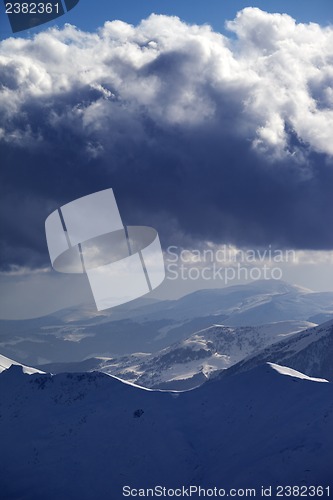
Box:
[1,280,333,366]
[38,319,315,390]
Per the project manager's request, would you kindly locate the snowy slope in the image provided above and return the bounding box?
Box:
[0,362,333,499]
[218,319,333,381]
[121,320,315,389]
[134,320,315,389]
[0,354,43,375]
[38,320,314,390]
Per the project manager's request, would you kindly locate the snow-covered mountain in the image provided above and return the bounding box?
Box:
[0,361,332,499]
[124,279,333,325]
[132,320,316,389]
[1,280,333,365]
[218,319,333,382]
[38,320,314,390]
[0,353,44,375]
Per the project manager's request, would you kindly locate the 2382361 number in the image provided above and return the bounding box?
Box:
[276,485,330,497]
[5,3,60,15]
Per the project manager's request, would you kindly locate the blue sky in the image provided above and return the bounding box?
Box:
[1,0,332,37]
[53,0,333,31]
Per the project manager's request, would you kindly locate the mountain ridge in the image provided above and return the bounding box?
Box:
[216,318,333,382]
[1,360,332,499]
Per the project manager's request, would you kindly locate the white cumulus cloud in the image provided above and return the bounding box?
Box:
[0,8,332,156]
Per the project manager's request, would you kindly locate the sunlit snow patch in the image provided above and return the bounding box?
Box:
[268,362,329,383]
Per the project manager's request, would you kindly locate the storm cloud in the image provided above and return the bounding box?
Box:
[1,8,333,270]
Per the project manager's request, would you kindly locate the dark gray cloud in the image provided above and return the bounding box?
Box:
[0,9,333,270]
